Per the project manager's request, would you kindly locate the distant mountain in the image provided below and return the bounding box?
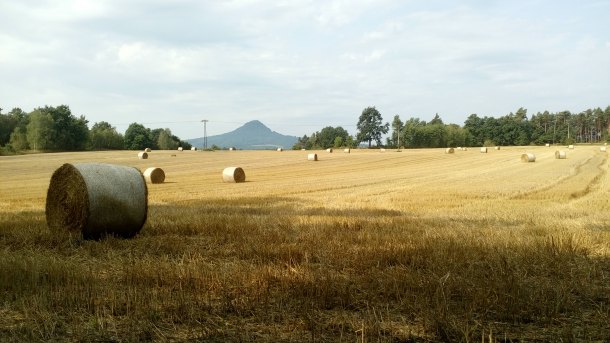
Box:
[187,120,298,150]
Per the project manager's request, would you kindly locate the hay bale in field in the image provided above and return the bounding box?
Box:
[178,147,183,151]
[480,147,487,153]
[545,143,550,147]
[170,154,176,157]
[45,163,147,240]
[308,153,318,161]
[277,147,283,152]
[229,147,236,151]
[495,146,500,150]
[138,152,148,159]
[461,147,468,151]
[521,153,536,162]
[568,145,574,149]
[445,148,454,154]
[222,167,245,183]
[143,167,165,184]
[555,150,566,159]
[344,148,350,153]
[457,147,461,150]
[326,148,333,153]
[191,147,197,151]
[380,148,386,152]
[600,146,607,152]
[144,148,151,152]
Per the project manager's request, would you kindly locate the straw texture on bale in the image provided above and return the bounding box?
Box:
[480,147,487,153]
[600,147,607,152]
[344,148,350,153]
[445,148,454,154]
[143,167,165,184]
[178,147,183,151]
[144,148,151,152]
[45,163,148,240]
[191,147,197,151]
[555,151,566,159]
[138,152,148,159]
[568,145,574,149]
[308,153,318,161]
[326,148,333,153]
[222,167,246,183]
[521,153,536,162]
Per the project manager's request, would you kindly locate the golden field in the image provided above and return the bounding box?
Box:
[0,146,609,342]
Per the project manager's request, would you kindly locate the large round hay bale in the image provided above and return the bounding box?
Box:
[308,153,318,161]
[222,167,245,183]
[600,146,607,152]
[191,147,197,151]
[568,145,574,150]
[138,152,148,159]
[144,148,151,152]
[445,148,454,154]
[344,148,350,153]
[480,147,488,153]
[45,163,147,240]
[521,153,536,162]
[555,150,566,159]
[178,147,183,151]
[326,148,333,153]
[143,167,165,184]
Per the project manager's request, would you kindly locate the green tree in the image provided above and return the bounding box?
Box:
[36,105,89,150]
[0,108,27,146]
[26,110,55,151]
[356,106,389,148]
[89,121,124,150]
[124,123,153,150]
[157,128,179,150]
[8,126,28,151]
[387,115,403,148]
[333,136,343,148]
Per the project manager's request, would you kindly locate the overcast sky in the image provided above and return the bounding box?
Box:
[1,1,609,139]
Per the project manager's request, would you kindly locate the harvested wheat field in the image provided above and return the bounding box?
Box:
[1,147,609,342]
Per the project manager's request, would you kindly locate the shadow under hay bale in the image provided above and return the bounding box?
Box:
[143,167,165,183]
[223,167,245,183]
[138,152,148,159]
[45,163,148,240]
[521,153,536,162]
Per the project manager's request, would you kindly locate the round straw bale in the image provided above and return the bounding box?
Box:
[555,150,566,159]
[144,148,151,152]
[45,163,147,240]
[380,148,386,152]
[600,146,607,152]
[457,147,461,150]
[521,153,536,162]
[462,147,468,151]
[178,147,183,151]
[143,167,165,183]
[222,167,245,183]
[568,145,574,149]
[277,147,283,151]
[344,148,350,153]
[495,146,500,150]
[326,148,333,153]
[445,148,454,154]
[138,152,148,159]
[229,147,235,151]
[308,153,318,161]
[480,147,488,153]
[191,147,197,151]
[545,143,550,147]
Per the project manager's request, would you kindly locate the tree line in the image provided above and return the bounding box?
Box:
[295,105,610,150]
[0,105,192,154]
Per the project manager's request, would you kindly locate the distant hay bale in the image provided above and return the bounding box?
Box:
[601,146,607,152]
[277,148,283,151]
[229,147,236,151]
[178,147,183,151]
[222,167,245,183]
[555,150,566,159]
[568,145,574,149]
[480,147,488,153]
[461,147,468,151]
[326,148,333,153]
[308,153,318,161]
[380,148,386,152]
[445,148,454,154]
[170,154,176,157]
[457,147,461,150]
[301,148,306,151]
[545,143,550,147]
[45,163,147,240]
[521,153,536,162]
[143,167,165,184]
[495,146,500,150]
[191,147,197,151]
[138,152,148,159]
[344,148,350,153]
[144,148,151,152]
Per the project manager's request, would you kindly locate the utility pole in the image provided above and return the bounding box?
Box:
[201,119,208,149]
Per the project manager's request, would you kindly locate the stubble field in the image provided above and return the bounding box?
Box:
[0,146,609,342]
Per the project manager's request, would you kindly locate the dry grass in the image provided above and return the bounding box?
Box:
[1,147,609,342]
